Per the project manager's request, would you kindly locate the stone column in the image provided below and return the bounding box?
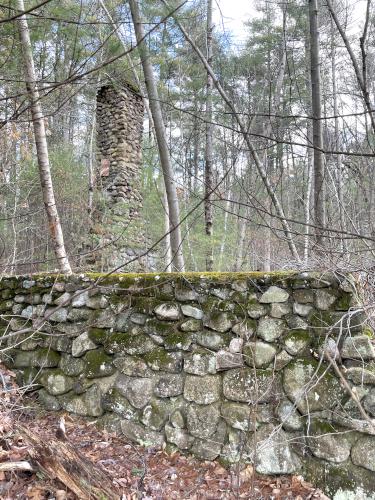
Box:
[83,83,149,271]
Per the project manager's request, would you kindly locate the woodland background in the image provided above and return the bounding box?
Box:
[0,0,374,274]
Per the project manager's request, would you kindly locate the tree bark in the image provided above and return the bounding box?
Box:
[129,0,185,271]
[308,0,325,249]
[16,0,72,274]
[205,0,214,271]
[18,425,119,500]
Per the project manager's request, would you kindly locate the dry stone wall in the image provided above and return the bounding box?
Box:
[1,272,375,498]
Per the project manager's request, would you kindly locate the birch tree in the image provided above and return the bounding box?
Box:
[15,0,72,274]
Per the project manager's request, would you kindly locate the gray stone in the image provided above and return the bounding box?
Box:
[181,304,203,320]
[184,351,216,375]
[274,350,293,370]
[45,307,68,322]
[72,332,97,357]
[144,350,182,373]
[249,424,301,474]
[204,312,234,333]
[54,292,71,306]
[275,400,303,431]
[59,384,102,417]
[180,319,202,332]
[67,308,91,321]
[259,286,289,303]
[21,305,45,319]
[211,287,230,300]
[83,349,115,378]
[164,332,194,351]
[286,315,309,330]
[38,388,61,411]
[351,435,375,471]
[175,285,198,301]
[243,341,277,368]
[87,296,108,309]
[59,353,85,376]
[307,419,353,463]
[293,303,313,317]
[14,349,60,368]
[283,331,310,356]
[184,374,221,404]
[155,373,184,398]
[341,336,375,360]
[71,291,89,307]
[231,280,248,292]
[221,401,256,431]
[115,376,153,409]
[232,319,256,338]
[141,399,171,431]
[130,313,147,325]
[229,338,243,353]
[186,402,220,438]
[216,350,243,370]
[270,303,291,318]
[114,313,129,332]
[247,303,267,319]
[363,388,375,417]
[293,289,314,304]
[96,414,122,434]
[165,423,194,449]
[283,358,345,413]
[170,409,185,428]
[190,420,226,460]
[346,367,375,385]
[154,303,180,321]
[315,289,337,310]
[223,368,278,404]
[196,330,231,351]
[257,317,286,342]
[93,309,116,328]
[40,370,74,395]
[113,355,152,377]
[22,279,35,289]
[120,420,164,448]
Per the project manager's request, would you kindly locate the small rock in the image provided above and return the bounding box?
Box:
[184,374,221,404]
[186,402,220,438]
[307,419,353,463]
[315,289,337,310]
[154,373,184,398]
[184,351,216,375]
[259,286,289,304]
[115,375,153,409]
[221,401,256,431]
[274,350,293,370]
[204,311,234,333]
[341,336,375,360]
[232,319,256,338]
[229,338,243,353]
[346,367,375,385]
[293,303,313,317]
[180,319,202,332]
[120,420,164,448]
[113,355,152,377]
[72,332,97,357]
[216,350,243,370]
[243,341,277,368]
[154,303,180,321]
[165,423,194,449]
[181,304,203,319]
[71,291,89,307]
[257,317,286,342]
[247,303,267,319]
[275,400,303,431]
[270,303,291,318]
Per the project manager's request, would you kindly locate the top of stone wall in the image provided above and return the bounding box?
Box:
[0,270,353,291]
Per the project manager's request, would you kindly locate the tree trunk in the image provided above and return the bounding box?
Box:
[308,0,325,249]
[205,0,214,271]
[129,0,185,271]
[16,0,72,274]
[18,425,119,500]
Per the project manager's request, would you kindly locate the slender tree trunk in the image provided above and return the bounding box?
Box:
[129,0,185,271]
[308,0,325,249]
[205,0,214,271]
[16,0,71,274]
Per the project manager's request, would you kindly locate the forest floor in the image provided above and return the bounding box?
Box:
[0,365,329,500]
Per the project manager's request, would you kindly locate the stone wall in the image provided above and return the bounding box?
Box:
[83,83,151,271]
[1,272,375,498]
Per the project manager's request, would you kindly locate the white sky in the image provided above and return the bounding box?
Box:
[214,0,368,41]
